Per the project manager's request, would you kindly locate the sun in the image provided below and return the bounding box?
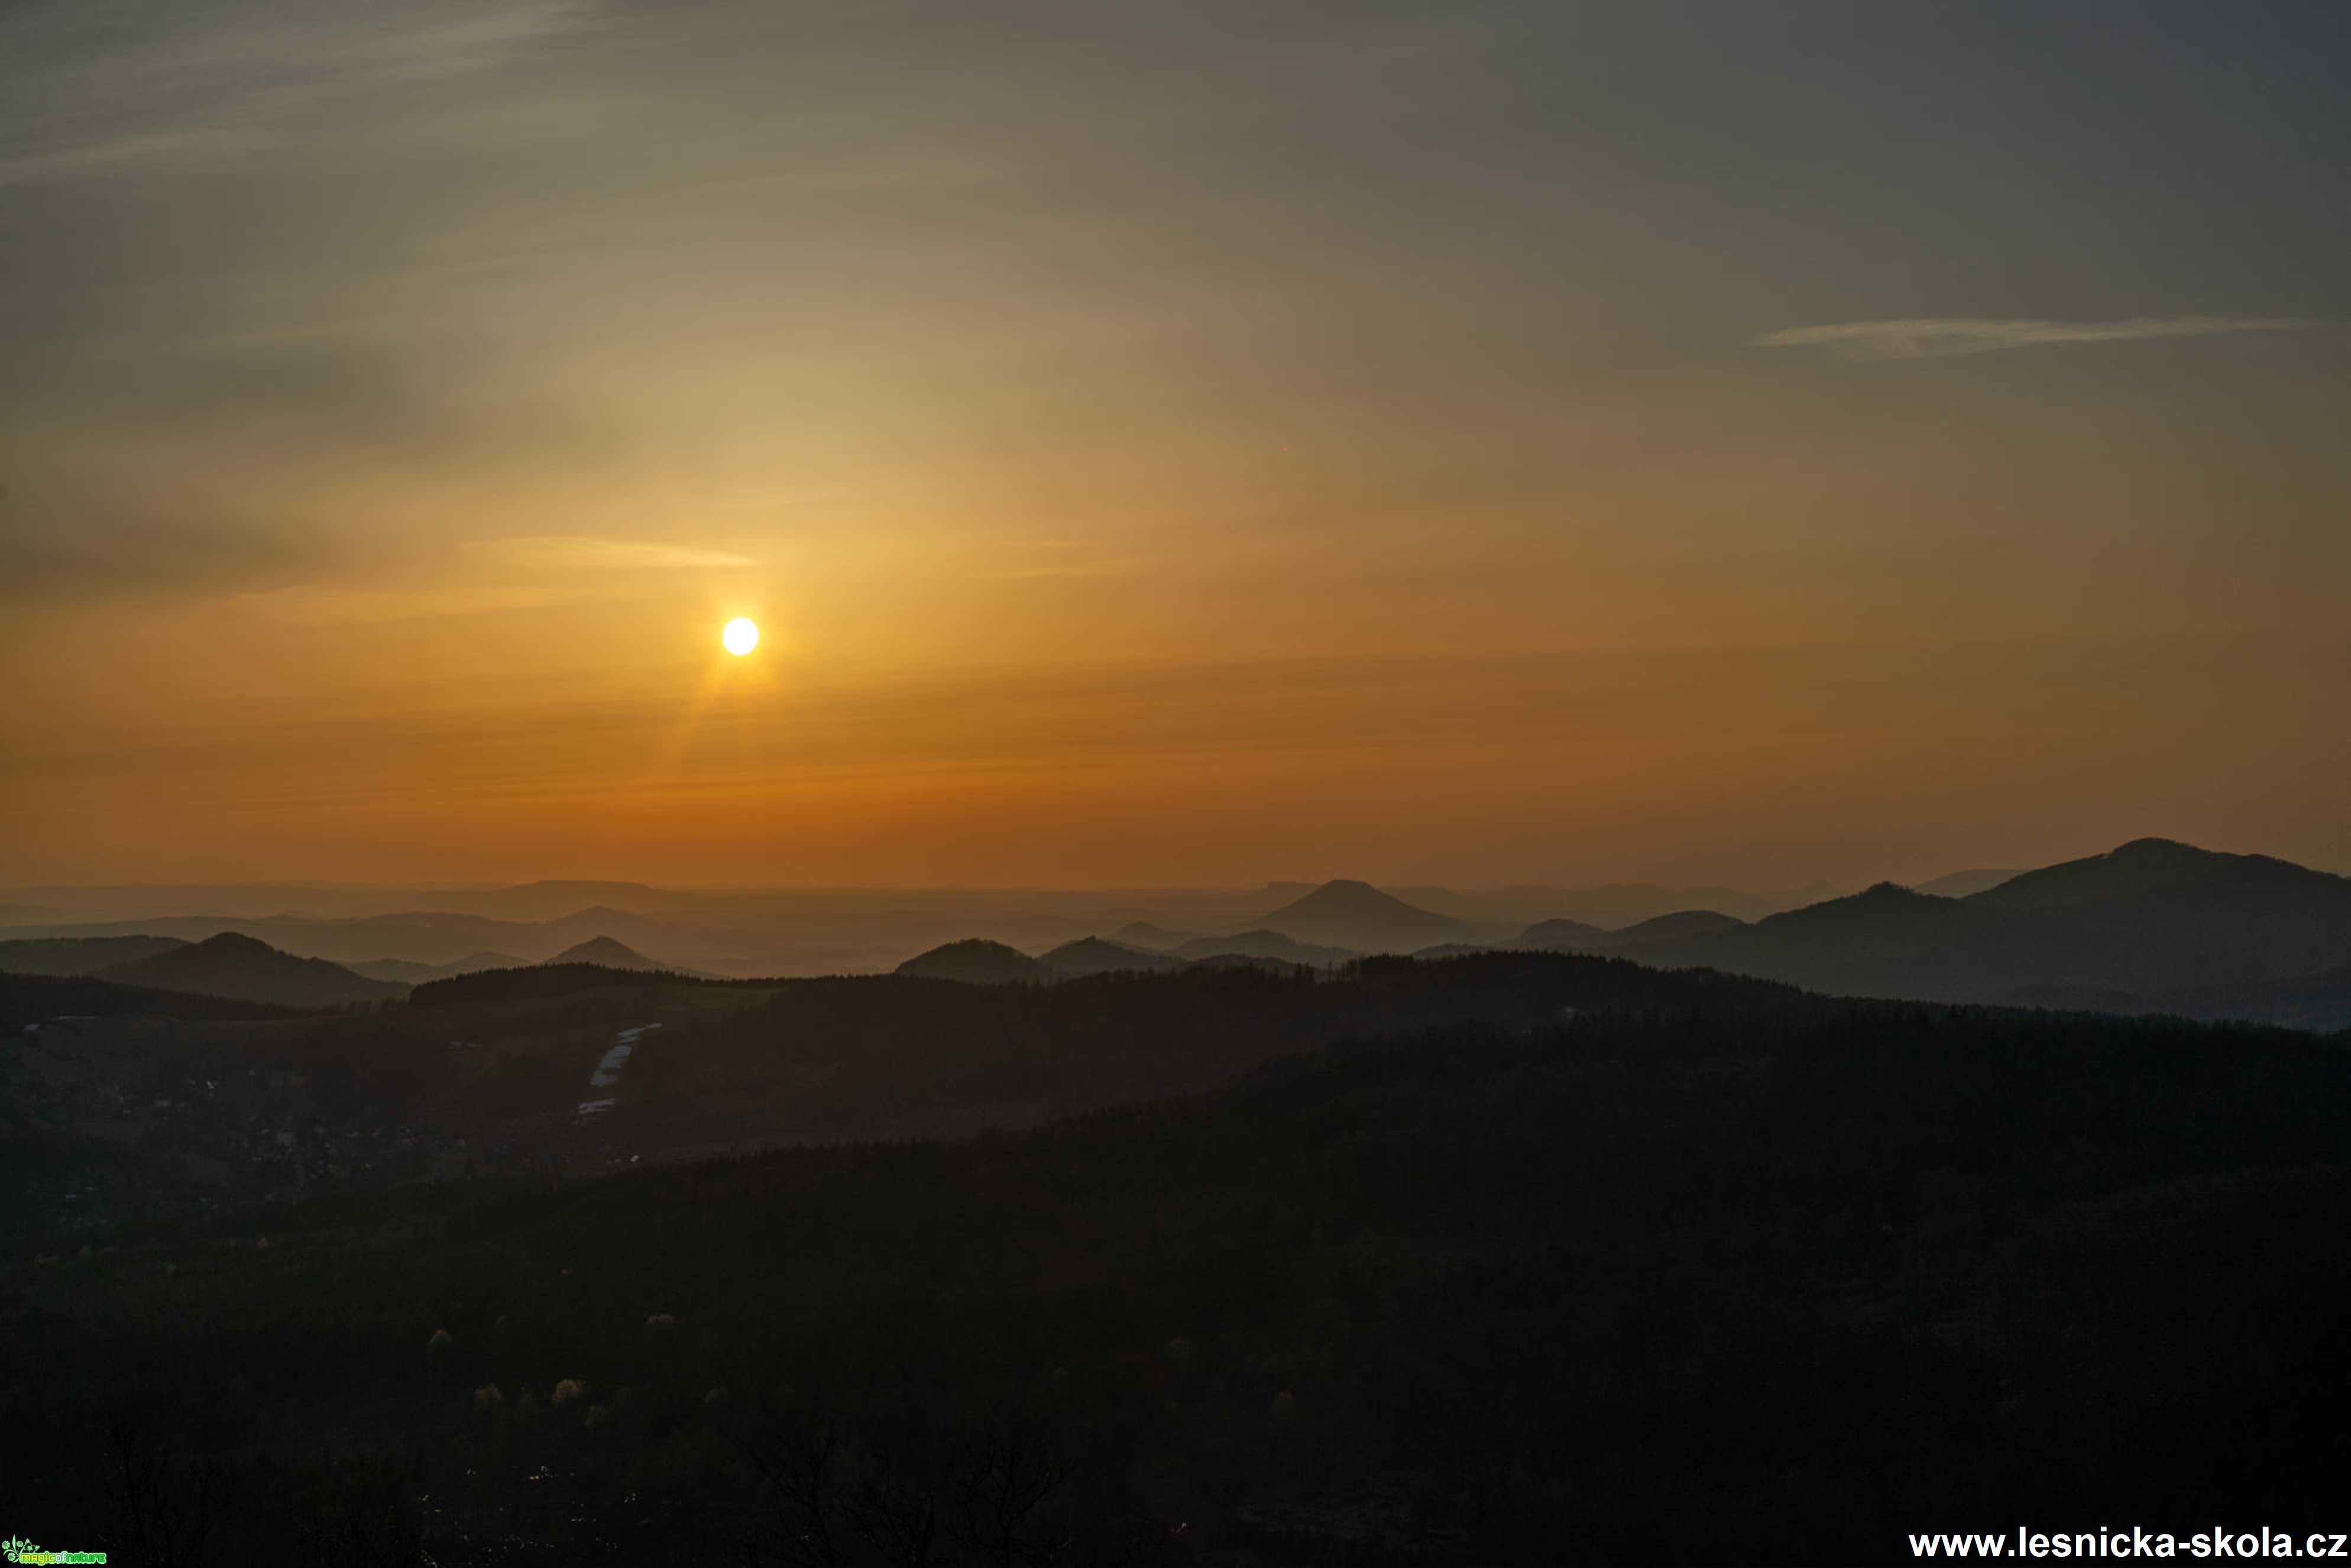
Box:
[721,617,759,656]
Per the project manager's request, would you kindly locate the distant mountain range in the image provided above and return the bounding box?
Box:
[1113,921,1201,950]
[90,932,406,1009]
[889,841,2351,1029]
[1167,929,1355,966]
[1251,879,1468,953]
[1035,938,1190,978]
[1108,923,1355,966]
[904,928,1359,984]
[1501,840,2351,1028]
[0,906,690,969]
[1515,909,1748,958]
[0,874,1837,976]
[0,929,701,1010]
[8,840,2349,1028]
[348,951,527,984]
[540,936,711,976]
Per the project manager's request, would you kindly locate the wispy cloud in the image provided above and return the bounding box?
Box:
[315,1,589,88]
[468,536,756,572]
[224,532,749,623]
[0,0,591,186]
[1754,316,2319,361]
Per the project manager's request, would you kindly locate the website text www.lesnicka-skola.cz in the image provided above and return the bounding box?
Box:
[1911,1528,2350,1559]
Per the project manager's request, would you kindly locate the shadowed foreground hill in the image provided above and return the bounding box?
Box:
[7,971,2348,1561]
[621,954,1810,1139]
[0,970,305,1029]
[91,931,405,1009]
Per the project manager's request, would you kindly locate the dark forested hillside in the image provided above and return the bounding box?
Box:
[7,958,2348,1563]
[592,954,1816,1138]
[94,931,408,1009]
[0,970,304,1029]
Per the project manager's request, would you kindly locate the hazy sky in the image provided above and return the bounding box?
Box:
[4,0,2347,889]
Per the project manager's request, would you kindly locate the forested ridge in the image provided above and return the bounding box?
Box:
[6,963,2348,1563]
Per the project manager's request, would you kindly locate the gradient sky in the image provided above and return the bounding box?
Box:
[4,0,2347,890]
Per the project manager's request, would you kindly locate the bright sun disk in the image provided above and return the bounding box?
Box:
[721,617,759,656]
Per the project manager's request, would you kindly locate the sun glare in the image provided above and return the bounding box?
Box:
[721,617,759,656]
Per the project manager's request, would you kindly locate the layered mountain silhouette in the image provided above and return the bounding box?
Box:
[1113,921,1202,951]
[1519,909,1750,957]
[542,936,701,974]
[1603,910,1752,953]
[436,880,675,924]
[0,903,723,970]
[895,939,1054,984]
[1514,840,2351,1026]
[17,838,2349,1026]
[349,950,527,984]
[0,934,187,976]
[1251,880,1467,953]
[92,932,404,1009]
[1035,937,1190,977]
[1170,929,1355,966]
[1517,917,1614,953]
[1914,867,2024,899]
[867,846,2351,1027]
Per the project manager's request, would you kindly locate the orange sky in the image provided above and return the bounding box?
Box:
[4,2,2347,890]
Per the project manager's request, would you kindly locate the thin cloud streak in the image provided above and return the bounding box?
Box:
[467,537,757,572]
[0,0,592,186]
[1755,316,2320,361]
